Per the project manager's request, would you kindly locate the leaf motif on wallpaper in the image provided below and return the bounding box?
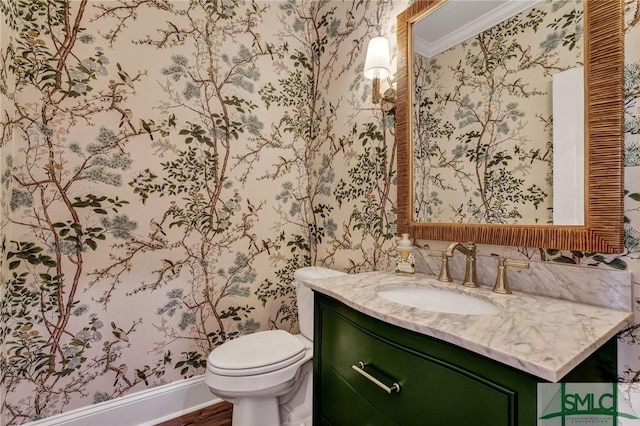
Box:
[0,0,273,422]
[250,2,397,272]
[87,0,305,392]
[174,351,207,378]
[332,120,397,272]
[0,0,400,423]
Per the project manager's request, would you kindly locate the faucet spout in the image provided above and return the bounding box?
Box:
[445,242,474,257]
[445,242,478,288]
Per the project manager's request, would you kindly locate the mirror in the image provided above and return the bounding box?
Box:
[396,0,625,253]
[413,1,584,226]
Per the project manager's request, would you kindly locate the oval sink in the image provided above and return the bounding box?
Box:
[376,286,500,315]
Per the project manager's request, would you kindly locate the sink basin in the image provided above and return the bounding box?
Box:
[376,286,500,315]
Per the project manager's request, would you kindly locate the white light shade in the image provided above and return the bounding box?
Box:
[364,37,390,80]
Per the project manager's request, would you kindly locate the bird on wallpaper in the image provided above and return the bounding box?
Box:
[139,119,156,140]
[119,108,135,132]
[541,141,553,161]
[113,363,128,387]
[136,366,152,386]
[529,149,540,164]
[518,46,532,62]
[166,20,180,38]
[248,233,259,252]
[261,239,271,255]
[247,199,257,215]
[149,218,166,236]
[161,258,176,275]
[116,63,135,89]
[111,322,129,343]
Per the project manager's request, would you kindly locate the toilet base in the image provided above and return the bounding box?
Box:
[280,403,311,426]
[232,396,280,426]
[279,361,312,426]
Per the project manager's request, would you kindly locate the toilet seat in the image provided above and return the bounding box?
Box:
[208,330,306,377]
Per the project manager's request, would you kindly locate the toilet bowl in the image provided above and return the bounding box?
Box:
[205,266,346,426]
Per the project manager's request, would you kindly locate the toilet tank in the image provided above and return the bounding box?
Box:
[294,266,346,341]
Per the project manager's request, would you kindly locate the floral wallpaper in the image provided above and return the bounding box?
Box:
[412,0,582,225]
[0,1,638,425]
[0,1,398,423]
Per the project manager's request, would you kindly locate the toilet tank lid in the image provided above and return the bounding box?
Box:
[294,266,346,282]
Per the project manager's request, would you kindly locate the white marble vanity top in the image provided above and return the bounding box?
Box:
[303,271,632,382]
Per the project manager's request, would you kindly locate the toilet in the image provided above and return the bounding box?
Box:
[205,266,346,426]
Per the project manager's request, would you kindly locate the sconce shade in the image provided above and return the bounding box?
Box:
[364,37,391,80]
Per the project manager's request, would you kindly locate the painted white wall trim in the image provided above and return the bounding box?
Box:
[24,375,220,426]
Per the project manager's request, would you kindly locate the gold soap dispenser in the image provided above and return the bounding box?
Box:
[395,233,415,274]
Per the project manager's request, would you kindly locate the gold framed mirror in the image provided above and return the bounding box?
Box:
[396,0,624,253]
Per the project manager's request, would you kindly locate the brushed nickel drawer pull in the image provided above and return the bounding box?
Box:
[352,361,401,394]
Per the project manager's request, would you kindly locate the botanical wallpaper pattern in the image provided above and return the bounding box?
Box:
[0,1,397,423]
[413,0,582,225]
[0,0,637,425]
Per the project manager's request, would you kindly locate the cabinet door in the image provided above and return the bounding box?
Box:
[319,306,515,426]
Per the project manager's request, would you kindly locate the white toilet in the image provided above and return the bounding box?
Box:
[205,266,346,426]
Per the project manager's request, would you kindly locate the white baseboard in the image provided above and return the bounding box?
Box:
[25,375,221,426]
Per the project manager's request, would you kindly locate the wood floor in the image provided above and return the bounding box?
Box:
[155,401,233,426]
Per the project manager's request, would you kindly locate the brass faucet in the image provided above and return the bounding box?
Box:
[444,242,478,288]
[428,242,477,287]
[428,242,478,287]
[492,255,529,294]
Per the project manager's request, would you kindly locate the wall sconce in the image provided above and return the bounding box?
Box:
[364,37,394,110]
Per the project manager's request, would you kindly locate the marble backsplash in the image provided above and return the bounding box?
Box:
[413,246,633,311]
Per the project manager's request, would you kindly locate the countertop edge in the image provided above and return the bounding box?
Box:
[304,272,633,383]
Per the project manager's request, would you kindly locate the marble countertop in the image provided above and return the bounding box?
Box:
[303,271,632,382]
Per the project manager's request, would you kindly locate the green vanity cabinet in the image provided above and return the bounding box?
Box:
[313,293,617,426]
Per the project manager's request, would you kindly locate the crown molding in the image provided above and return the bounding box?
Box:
[413,1,542,58]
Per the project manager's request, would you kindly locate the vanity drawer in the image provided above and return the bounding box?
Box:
[319,362,397,425]
[319,306,515,426]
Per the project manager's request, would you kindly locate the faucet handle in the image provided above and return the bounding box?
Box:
[428,250,450,258]
[492,255,529,294]
[428,251,453,282]
[505,259,529,269]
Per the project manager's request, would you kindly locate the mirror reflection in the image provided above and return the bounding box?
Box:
[411,0,584,225]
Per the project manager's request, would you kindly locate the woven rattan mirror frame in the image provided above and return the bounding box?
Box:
[396,0,625,253]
